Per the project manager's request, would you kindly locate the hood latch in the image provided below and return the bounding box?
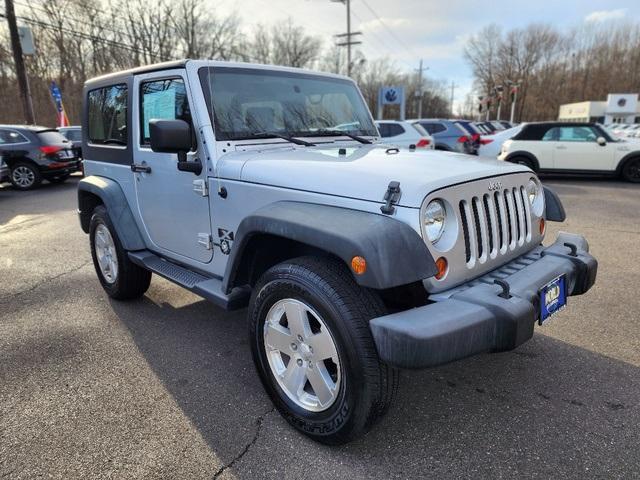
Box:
[381,181,401,215]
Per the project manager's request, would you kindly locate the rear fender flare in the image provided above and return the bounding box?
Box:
[77,175,145,251]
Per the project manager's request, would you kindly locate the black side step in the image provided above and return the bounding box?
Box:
[128,251,250,310]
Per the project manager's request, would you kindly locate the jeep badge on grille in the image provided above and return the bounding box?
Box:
[488,181,503,191]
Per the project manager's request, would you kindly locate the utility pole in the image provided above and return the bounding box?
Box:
[450,81,458,117]
[5,0,35,124]
[414,60,428,119]
[332,0,361,77]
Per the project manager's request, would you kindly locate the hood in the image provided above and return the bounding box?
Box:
[218,143,529,208]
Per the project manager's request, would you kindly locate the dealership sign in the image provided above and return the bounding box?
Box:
[377,86,406,120]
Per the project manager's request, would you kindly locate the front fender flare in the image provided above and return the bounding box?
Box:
[222,201,437,293]
[543,185,566,222]
[77,175,146,251]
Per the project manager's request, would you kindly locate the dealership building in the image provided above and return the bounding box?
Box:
[558,94,640,124]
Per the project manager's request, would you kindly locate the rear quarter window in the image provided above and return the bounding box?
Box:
[36,130,69,145]
[385,123,405,137]
[88,84,128,145]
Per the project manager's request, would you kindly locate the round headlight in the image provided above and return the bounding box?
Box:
[423,199,446,244]
[526,178,544,217]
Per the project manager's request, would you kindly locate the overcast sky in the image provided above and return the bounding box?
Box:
[217,0,640,109]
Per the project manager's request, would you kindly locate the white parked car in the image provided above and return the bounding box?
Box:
[498,122,640,182]
[611,124,631,137]
[374,120,434,149]
[478,125,523,158]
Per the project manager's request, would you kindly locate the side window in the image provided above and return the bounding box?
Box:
[557,126,598,142]
[422,122,446,135]
[0,129,28,144]
[377,123,390,137]
[542,127,558,141]
[140,78,192,145]
[88,85,128,145]
[386,123,405,137]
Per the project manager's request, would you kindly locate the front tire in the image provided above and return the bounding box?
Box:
[89,205,151,300]
[249,256,398,445]
[621,157,640,183]
[10,161,41,190]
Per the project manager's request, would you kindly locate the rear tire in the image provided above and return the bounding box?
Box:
[89,205,151,300]
[10,161,41,190]
[249,256,399,445]
[621,157,640,183]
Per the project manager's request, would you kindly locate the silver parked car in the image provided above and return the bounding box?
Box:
[408,118,476,154]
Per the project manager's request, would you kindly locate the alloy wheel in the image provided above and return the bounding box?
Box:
[12,166,35,188]
[94,224,118,284]
[263,298,341,412]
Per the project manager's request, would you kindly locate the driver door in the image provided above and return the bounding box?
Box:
[132,70,213,263]
[549,125,614,171]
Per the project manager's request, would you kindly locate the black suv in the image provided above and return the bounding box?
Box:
[0,125,81,190]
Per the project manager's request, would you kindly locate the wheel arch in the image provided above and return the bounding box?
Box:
[222,201,438,294]
[615,152,640,176]
[4,155,37,169]
[77,175,146,251]
[505,151,540,171]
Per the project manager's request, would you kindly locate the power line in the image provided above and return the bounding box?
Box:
[0,12,171,60]
[358,0,418,58]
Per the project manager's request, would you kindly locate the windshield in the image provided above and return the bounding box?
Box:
[200,67,377,141]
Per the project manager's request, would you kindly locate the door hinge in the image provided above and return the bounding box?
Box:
[197,233,213,250]
[193,179,208,197]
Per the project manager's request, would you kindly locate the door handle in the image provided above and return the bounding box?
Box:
[131,163,152,173]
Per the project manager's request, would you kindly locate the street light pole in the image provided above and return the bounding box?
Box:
[5,0,35,124]
[510,86,519,124]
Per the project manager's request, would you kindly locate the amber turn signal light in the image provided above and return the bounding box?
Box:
[539,218,546,235]
[351,256,367,275]
[435,257,448,280]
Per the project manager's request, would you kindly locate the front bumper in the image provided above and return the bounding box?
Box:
[370,232,597,369]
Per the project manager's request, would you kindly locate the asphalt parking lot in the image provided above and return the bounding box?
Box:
[1,175,639,479]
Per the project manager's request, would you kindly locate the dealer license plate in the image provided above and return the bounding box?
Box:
[539,275,567,323]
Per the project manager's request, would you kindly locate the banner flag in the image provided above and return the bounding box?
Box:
[49,81,70,127]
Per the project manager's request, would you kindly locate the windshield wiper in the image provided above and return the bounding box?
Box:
[242,132,315,146]
[307,129,372,144]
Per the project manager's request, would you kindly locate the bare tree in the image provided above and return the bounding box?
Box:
[248,19,322,68]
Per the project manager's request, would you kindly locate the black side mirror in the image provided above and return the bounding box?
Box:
[149,119,192,160]
[149,119,201,174]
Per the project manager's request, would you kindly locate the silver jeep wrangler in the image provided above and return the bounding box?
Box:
[78,60,598,444]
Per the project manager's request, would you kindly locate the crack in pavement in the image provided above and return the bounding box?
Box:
[212,406,276,479]
[0,260,92,304]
